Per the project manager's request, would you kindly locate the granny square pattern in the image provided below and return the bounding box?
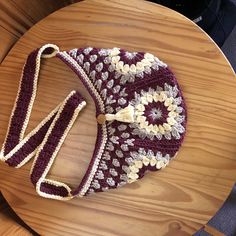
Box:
[0,44,187,200]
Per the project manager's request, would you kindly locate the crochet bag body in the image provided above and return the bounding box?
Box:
[0,44,187,200]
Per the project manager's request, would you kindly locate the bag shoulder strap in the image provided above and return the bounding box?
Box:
[0,44,86,200]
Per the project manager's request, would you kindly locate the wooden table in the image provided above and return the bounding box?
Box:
[0,196,31,236]
[0,0,73,63]
[0,213,31,236]
[0,0,236,235]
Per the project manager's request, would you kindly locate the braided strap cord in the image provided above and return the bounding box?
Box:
[0,44,86,200]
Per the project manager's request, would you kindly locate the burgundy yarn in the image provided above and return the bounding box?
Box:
[31,92,84,187]
[6,114,56,167]
[4,50,39,155]
[40,182,69,197]
[57,47,187,196]
[1,44,187,200]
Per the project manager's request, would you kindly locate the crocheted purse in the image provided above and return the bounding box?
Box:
[0,44,187,200]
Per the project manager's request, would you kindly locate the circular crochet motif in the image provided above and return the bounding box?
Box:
[62,46,187,197]
[131,84,185,140]
[0,44,187,200]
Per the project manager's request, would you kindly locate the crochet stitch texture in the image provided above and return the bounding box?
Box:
[0,44,187,200]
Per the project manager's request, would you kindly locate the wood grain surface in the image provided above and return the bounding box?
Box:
[0,1,78,233]
[0,195,31,236]
[0,0,79,63]
[0,0,236,235]
[0,214,31,236]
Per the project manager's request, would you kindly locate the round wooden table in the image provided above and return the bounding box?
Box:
[0,0,236,235]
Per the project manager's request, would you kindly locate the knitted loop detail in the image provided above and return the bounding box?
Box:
[0,44,187,200]
[56,46,187,197]
[0,44,86,200]
[41,44,59,58]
